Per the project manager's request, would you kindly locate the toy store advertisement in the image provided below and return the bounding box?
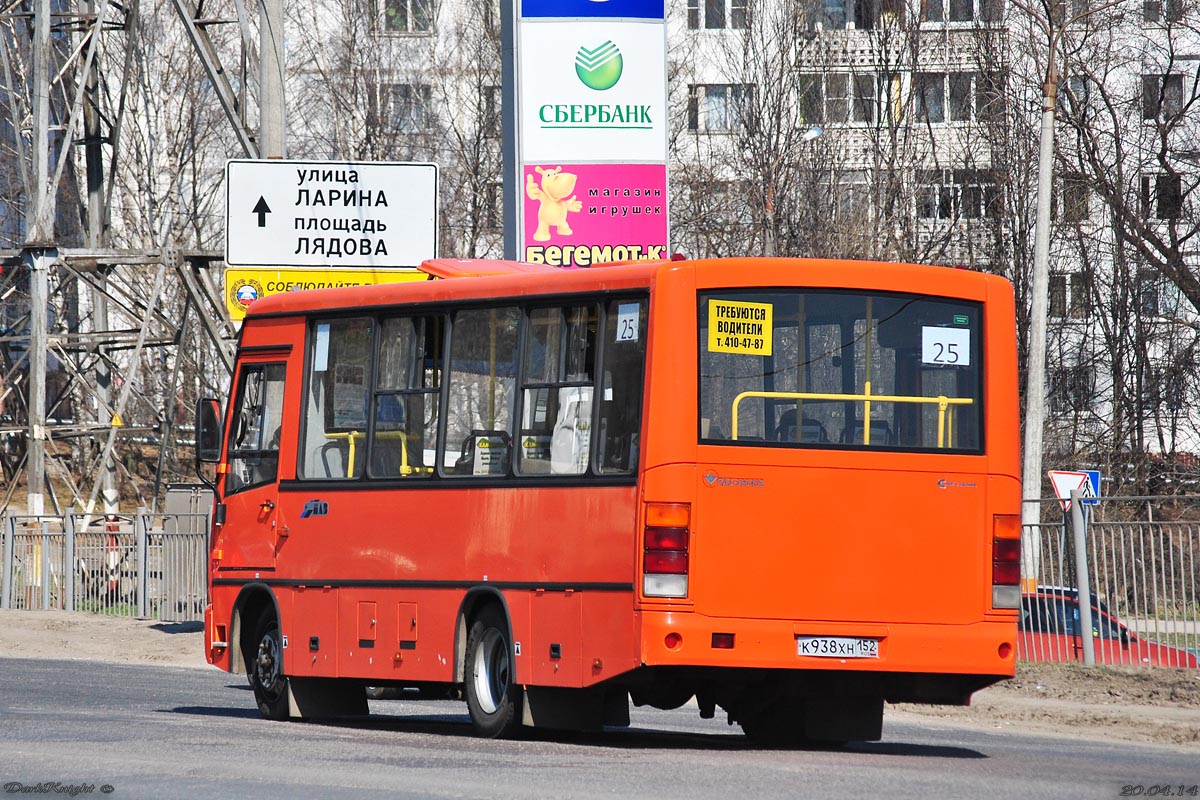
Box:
[522,163,667,268]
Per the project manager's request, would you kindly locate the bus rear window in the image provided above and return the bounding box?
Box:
[699,290,983,452]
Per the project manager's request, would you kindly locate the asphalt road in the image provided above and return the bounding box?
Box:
[0,658,1194,800]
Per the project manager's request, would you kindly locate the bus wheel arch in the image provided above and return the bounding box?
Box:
[231,584,282,681]
[456,589,522,738]
[453,588,515,684]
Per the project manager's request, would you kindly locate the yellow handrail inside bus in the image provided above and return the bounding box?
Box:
[324,430,434,477]
[730,390,974,448]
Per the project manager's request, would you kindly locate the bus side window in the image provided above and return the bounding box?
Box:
[597,299,647,474]
[370,315,442,478]
[443,307,519,477]
[518,305,596,476]
[299,318,373,480]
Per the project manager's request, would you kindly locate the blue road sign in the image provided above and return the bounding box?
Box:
[1082,469,1101,506]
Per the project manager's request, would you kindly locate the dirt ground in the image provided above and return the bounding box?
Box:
[1,609,1197,747]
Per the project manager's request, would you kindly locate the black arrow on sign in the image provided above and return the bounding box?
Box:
[252,196,271,227]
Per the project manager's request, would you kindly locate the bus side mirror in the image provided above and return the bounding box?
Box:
[196,398,223,464]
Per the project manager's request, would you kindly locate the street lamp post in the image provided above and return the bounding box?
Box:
[1020,24,1062,552]
[1021,1,1115,585]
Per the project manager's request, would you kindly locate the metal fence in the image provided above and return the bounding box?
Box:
[3,492,1198,668]
[0,509,209,622]
[1020,497,1200,669]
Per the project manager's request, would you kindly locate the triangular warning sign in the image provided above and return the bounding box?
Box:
[1048,470,1089,511]
[111,412,124,428]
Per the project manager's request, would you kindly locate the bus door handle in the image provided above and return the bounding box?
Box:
[260,500,275,512]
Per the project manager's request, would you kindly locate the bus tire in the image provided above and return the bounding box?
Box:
[250,608,290,721]
[464,605,522,738]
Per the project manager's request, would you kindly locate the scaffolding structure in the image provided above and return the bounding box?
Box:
[0,0,283,515]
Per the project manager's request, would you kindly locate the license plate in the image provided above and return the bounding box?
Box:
[797,636,880,659]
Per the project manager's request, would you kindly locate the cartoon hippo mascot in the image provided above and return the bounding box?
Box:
[526,166,583,242]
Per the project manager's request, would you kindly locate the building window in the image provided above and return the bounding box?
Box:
[485,181,502,230]
[1138,268,1161,316]
[916,169,1001,220]
[1141,173,1183,219]
[389,83,433,133]
[1142,74,1184,120]
[382,0,433,33]
[1143,0,1184,23]
[921,0,1001,22]
[483,85,501,135]
[802,0,901,29]
[1049,365,1094,414]
[1069,271,1091,318]
[688,84,753,132]
[917,72,997,123]
[1061,173,1090,224]
[1050,274,1067,318]
[799,73,878,124]
[1060,76,1090,118]
[687,0,749,28]
[915,73,945,122]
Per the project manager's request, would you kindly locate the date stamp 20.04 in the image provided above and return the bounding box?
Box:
[1120,787,1199,797]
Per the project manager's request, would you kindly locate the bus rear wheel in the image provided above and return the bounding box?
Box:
[464,606,521,738]
[250,609,290,721]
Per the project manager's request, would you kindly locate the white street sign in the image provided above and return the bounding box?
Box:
[224,160,438,268]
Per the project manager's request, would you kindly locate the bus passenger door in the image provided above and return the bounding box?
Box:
[219,361,288,570]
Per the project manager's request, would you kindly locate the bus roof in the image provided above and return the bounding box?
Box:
[240,257,1007,319]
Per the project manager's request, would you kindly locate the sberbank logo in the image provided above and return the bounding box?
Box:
[575,40,623,91]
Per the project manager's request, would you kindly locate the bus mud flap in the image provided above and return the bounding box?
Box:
[804,696,883,742]
[521,687,629,731]
[286,677,369,720]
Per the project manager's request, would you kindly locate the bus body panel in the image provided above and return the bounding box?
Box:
[687,460,989,625]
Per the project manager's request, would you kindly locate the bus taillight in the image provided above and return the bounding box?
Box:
[992,515,1021,609]
[644,503,690,598]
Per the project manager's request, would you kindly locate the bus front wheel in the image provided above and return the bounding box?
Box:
[250,609,290,721]
[464,606,521,738]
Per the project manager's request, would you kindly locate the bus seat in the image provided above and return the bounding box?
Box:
[454,431,511,475]
[840,419,895,445]
[774,409,828,443]
[551,387,592,474]
[316,441,347,478]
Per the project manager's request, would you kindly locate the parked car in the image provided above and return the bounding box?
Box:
[1018,587,1199,668]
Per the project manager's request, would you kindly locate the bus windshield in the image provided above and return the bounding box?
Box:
[699,289,983,452]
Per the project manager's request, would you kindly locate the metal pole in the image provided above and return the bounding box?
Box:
[40,520,50,610]
[1020,32,1060,590]
[63,512,75,611]
[84,0,119,518]
[24,0,54,518]
[1,511,13,609]
[500,0,518,261]
[1069,489,1096,666]
[258,0,286,157]
[135,506,148,619]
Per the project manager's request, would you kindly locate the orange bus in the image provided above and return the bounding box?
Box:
[196,256,1021,744]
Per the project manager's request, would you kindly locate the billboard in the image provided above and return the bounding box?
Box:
[522,163,666,266]
[518,22,667,162]
[512,0,667,266]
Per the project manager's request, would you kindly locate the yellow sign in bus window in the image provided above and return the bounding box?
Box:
[708,299,773,356]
